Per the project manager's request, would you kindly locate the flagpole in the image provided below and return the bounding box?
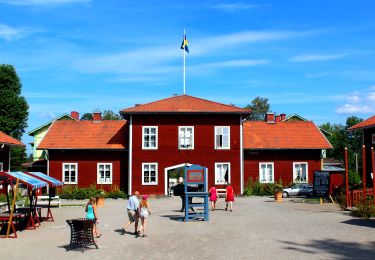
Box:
[183,28,186,94]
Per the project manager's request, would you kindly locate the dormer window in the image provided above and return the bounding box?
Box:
[179,126,194,149]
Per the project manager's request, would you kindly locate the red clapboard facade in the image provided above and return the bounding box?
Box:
[243,113,332,185]
[349,115,375,182]
[120,95,250,195]
[38,95,332,196]
[38,113,128,191]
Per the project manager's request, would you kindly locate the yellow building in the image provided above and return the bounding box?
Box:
[28,113,77,161]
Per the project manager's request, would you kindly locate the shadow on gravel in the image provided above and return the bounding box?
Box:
[341,219,375,228]
[159,214,184,222]
[113,228,134,235]
[280,239,375,259]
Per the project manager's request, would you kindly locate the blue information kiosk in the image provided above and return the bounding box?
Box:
[184,164,209,221]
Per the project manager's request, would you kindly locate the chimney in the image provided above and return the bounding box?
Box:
[275,115,281,122]
[280,113,286,121]
[266,112,275,123]
[92,110,102,122]
[70,111,79,120]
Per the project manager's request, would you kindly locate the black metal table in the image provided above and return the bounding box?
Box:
[66,218,98,250]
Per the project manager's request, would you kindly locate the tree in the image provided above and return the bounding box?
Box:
[245,97,270,121]
[0,64,29,170]
[80,113,93,120]
[320,116,363,172]
[102,110,121,120]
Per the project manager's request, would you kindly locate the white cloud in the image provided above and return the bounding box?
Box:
[74,29,311,81]
[336,87,375,114]
[0,0,91,5]
[290,53,346,62]
[0,24,39,41]
[212,2,260,12]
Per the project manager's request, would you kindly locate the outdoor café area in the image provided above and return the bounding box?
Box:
[0,171,63,238]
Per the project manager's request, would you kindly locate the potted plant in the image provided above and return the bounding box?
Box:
[274,184,283,202]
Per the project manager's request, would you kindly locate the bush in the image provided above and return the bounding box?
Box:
[244,177,284,196]
[348,170,361,187]
[352,197,375,219]
[58,185,126,200]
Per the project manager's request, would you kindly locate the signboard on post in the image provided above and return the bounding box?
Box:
[186,170,204,183]
[313,171,330,196]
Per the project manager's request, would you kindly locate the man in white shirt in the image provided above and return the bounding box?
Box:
[122,191,140,237]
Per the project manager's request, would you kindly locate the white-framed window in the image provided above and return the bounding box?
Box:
[178,126,194,149]
[0,162,3,172]
[142,163,158,185]
[293,162,308,183]
[63,163,78,184]
[142,126,158,150]
[215,126,230,149]
[215,162,230,185]
[259,162,274,183]
[97,163,112,184]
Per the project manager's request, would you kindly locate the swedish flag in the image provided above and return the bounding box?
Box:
[180,34,189,53]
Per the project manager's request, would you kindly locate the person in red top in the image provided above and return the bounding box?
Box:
[225,183,234,212]
[208,186,218,211]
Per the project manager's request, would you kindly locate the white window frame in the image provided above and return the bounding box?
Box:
[62,163,78,184]
[293,162,308,183]
[0,162,3,172]
[215,126,230,150]
[97,163,113,184]
[259,162,274,183]
[142,126,158,150]
[178,126,194,150]
[142,163,158,185]
[215,162,231,185]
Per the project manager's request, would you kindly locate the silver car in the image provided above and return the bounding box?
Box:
[282,183,313,198]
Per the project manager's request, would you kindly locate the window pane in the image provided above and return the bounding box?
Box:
[150,128,156,134]
[223,127,228,135]
[144,128,149,134]
[64,165,69,170]
[222,135,229,147]
[151,176,156,182]
[70,165,76,171]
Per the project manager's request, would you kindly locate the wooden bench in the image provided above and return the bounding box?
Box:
[37,196,61,208]
[217,189,226,198]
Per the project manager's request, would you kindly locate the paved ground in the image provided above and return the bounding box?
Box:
[2,196,375,260]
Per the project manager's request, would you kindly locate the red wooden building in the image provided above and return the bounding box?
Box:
[0,131,25,172]
[243,113,332,185]
[349,115,375,183]
[38,112,128,191]
[119,95,251,195]
[38,95,333,196]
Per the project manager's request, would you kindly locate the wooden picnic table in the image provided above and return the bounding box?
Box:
[13,207,41,229]
[0,212,25,238]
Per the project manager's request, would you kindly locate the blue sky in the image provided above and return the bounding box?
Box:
[0,0,375,151]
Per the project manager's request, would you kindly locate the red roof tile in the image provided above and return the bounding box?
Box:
[348,116,375,130]
[38,120,127,150]
[120,94,251,114]
[244,121,332,149]
[0,131,25,146]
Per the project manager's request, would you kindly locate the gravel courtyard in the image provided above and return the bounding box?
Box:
[2,196,375,260]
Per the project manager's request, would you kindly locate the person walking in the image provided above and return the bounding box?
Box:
[225,183,234,212]
[139,195,151,237]
[209,185,218,211]
[86,197,101,238]
[122,191,140,237]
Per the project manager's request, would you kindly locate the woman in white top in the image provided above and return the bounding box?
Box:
[139,195,151,237]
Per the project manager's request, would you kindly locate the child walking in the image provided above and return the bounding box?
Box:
[225,183,234,212]
[86,197,101,238]
[139,195,151,237]
[209,185,218,211]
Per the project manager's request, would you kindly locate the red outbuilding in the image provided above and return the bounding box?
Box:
[243,113,332,185]
[38,112,128,191]
[0,131,25,172]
